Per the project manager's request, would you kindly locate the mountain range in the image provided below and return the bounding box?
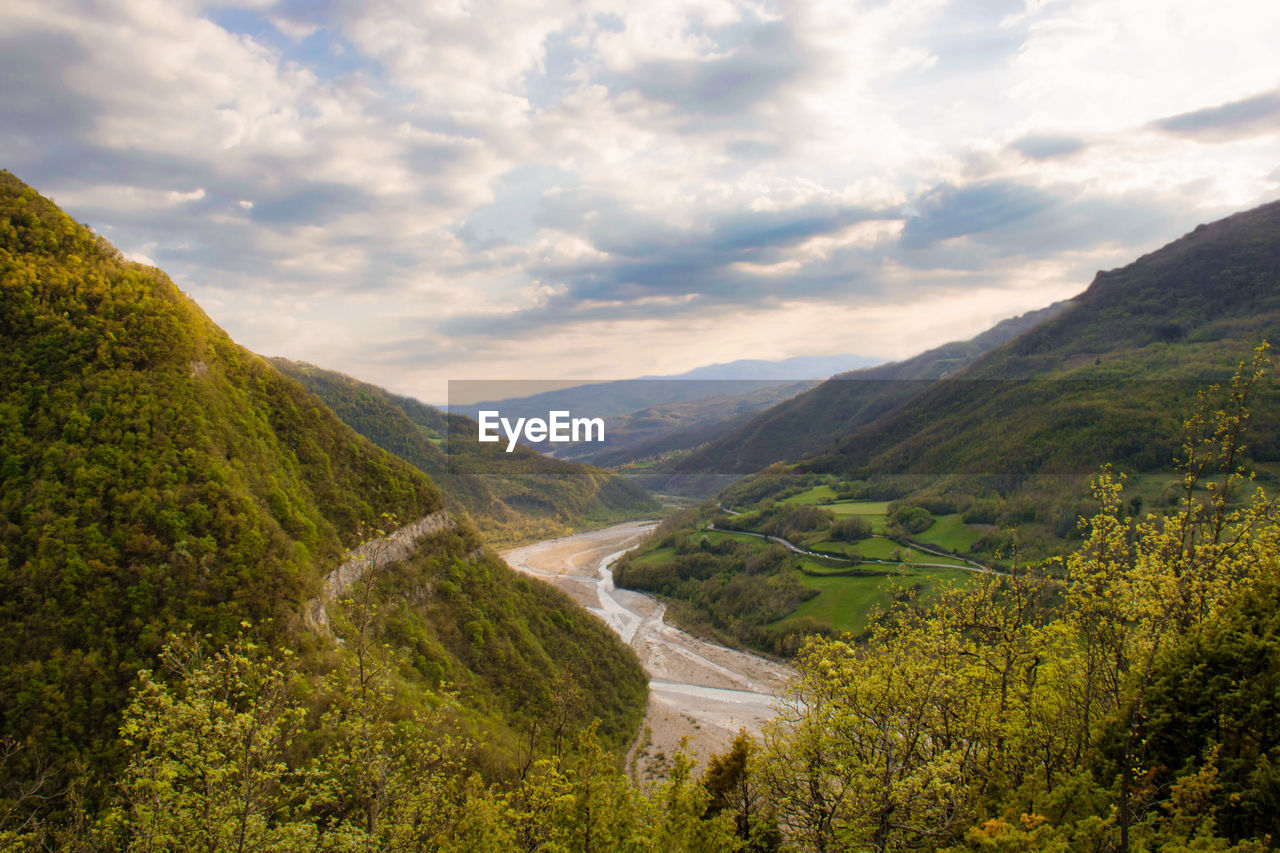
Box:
[647,199,1280,497]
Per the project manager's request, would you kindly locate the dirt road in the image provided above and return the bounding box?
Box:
[503,521,793,782]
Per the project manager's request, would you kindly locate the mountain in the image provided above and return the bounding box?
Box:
[612,199,1280,662]
[650,353,883,380]
[806,199,1280,480]
[449,358,883,472]
[454,355,881,428]
[270,359,658,542]
[0,173,646,787]
[542,379,821,468]
[646,301,1069,493]
[455,377,799,424]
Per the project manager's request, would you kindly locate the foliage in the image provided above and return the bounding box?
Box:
[0,172,440,784]
[886,503,934,535]
[702,731,782,851]
[613,525,819,656]
[829,516,873,542]
[82,630,732,851]
[752,347,1280,851]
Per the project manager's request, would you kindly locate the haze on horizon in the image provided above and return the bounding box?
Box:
[3,0,1279,402]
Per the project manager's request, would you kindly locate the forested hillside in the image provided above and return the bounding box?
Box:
[0,173,647,818]
[649,301,1068,493]
[271,359,657,543]
[808,200,1280,479]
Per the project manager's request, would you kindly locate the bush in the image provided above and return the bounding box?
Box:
[961,498,1001,524]
[765,505,834,540]
[887,504,933,535]
[830,517,873,542]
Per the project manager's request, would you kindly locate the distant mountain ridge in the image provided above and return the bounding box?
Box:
[644,353,884,380]
[271,359,657,542]
[448,356,885,470]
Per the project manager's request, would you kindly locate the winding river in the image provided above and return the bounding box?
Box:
[503,521,792,780]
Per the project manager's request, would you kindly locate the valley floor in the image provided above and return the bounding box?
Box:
[503,522,792,783]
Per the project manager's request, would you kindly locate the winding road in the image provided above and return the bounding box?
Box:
[709,521,999,574]
[503,522,792,781]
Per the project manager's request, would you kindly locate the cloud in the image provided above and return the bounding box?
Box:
[1151,90,1280,141]
[899,180,1188,262]
[900,181,1057,249]
[249,182,371,225]
[0,30,97,142]
[1009,134,1089,161]
[606,19,807,117]
[3,0,1280,400]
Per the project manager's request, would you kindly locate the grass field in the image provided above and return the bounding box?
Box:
[912,514,986,552]
[783,565,971,635]
[778,484,838,505]
[632,521,978,641]
[776,489,894,532]
[702,529,768,547]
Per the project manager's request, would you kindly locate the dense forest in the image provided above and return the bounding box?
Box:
[8,352,1278,851]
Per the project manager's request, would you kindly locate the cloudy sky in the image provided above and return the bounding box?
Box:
[4,0,1279,402]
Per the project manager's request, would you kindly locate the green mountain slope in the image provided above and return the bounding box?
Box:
[812,199,1280,479]
[0,173,645,785]
[270,359,658,543]
[647,301,1067,493]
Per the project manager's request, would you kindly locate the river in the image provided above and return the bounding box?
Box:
[503,521,793,782]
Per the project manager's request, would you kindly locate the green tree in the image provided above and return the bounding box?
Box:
[102,634,314,852]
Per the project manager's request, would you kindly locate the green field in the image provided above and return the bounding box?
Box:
[776,489,894,531]
[912,514,986,552]
[643,497,992,646]
[827,501,892,534]
[702,529,768,547]
[708,523,975,633]
[783,565,971,635]
[778,484,838,505]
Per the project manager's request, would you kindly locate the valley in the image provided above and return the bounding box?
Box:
[503,521,791,782]
[4,169,1280,848]
[4,0,1279,841]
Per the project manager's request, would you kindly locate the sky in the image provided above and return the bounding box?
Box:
[4,0,1280,403]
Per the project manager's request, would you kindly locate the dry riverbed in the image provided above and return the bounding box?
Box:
[503,521,793,783]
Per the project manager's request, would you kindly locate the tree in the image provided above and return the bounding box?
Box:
[829,517,873,543]
[103,634,314,852]
[703,730,780,852]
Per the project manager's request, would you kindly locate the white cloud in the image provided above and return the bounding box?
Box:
[3,0,1278,401]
